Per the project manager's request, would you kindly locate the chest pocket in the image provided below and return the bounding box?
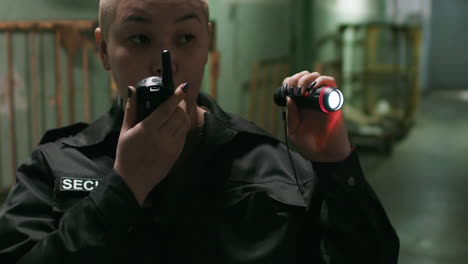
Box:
[52,174,103,213]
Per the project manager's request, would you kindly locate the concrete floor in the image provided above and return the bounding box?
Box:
[361,91,468,263]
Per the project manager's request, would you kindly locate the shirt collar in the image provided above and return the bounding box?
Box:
[61,97,123,148]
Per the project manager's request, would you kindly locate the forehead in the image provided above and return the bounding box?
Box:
[115,0,203,21]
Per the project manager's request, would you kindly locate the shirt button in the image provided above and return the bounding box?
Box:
[347,176,356,187]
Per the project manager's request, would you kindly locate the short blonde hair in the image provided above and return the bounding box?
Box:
[99,0,209,38]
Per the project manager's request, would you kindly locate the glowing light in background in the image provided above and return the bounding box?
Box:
[334,0,384,22]
[336,0,367,17]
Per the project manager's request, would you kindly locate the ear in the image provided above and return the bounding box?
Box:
[208,22,213,36]
[207,22,213,50]
[205,22,213,65]
[95,28,111,71]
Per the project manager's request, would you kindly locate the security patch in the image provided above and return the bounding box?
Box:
[60,177,100,192]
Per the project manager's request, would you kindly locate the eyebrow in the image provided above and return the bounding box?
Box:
[121,15,151,24]
[175,13,201,24]
[121,12,200,26]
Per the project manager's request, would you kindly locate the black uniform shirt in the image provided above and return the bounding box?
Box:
[0,93,399,264]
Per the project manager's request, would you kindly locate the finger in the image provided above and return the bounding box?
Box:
[280,77,290,95]
[298,72,321,95]
[145,82,189,128]
[172,114,191,137]
[286,97,301,138]
[121,86,137,135]
[286,71,310,96]
[173,117,191,138]
[313,76,337,89]
[160,106,190,136]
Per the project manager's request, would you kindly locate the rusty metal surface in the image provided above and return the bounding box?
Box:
[83,46,90,123]
[248,59,290,138]
[0,21,95,32]
[29,32,40,147]
[55,31,63,127]
[6,31,17,184]
[0,20,101,190]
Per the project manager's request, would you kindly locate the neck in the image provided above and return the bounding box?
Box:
[187,104,206,131]
[174,104,206,166]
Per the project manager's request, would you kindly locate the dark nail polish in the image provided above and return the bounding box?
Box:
[297,87,302,96]
[289,87,294,96]
[128,87,132,98]
[281,83,288,95]
[182,82,190,93]
[307,81,317,91]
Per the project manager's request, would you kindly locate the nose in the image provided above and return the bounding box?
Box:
[151,50,177,77]
[152,67,162,76]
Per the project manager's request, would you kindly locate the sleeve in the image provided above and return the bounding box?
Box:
[0,147,141,264]
[312,149,400,264]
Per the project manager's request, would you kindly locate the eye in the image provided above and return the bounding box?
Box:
[128,34,150,46]
[178,34,195,45]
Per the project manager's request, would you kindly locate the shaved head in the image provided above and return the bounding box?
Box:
[98,0,119,38]
[99,0,209,39]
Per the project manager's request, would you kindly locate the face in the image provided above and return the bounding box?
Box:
[96,0,210,107]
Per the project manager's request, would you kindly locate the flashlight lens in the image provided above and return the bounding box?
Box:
[327,90,342,110]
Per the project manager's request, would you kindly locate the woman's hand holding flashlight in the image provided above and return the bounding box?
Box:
[283,71,352,162]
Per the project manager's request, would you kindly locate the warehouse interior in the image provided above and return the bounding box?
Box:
[0,0,467,263]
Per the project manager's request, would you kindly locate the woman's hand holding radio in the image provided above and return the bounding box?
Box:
[114,83,190,206]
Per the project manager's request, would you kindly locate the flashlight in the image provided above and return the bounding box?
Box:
[273,86,344,113]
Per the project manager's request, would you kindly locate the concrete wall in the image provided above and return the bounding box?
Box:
[313,0,387,63]
[0,0,97,21]
[210,0,293,115]
[386,0,468,92]
[427,0,468,91]
[387,0,432,92]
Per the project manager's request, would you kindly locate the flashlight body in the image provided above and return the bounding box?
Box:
[136,76,174,122]
[273,86,344,113]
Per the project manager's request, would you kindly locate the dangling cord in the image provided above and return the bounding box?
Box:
[282,107,304,197]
